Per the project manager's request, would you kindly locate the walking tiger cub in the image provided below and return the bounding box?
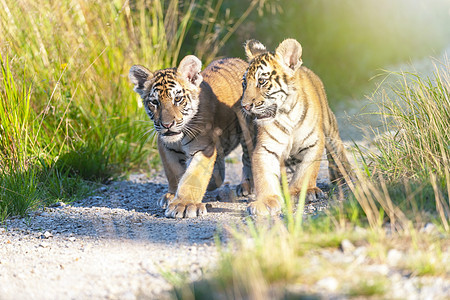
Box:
[241,39,352,215]
[129,56,252,218]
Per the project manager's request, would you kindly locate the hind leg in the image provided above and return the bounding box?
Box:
[207,158,225,191]
[236,139,254,196]
[236,113,255,196]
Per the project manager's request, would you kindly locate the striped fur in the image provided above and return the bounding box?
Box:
[129,56,251,218]
[241,39,352,215]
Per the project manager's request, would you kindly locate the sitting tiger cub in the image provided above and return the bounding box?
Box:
[129,55,251,218]
[241,39,352,215]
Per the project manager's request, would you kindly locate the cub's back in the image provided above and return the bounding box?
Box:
[296,66,338,137]
[201,58,247,107]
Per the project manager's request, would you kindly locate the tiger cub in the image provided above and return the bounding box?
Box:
[129,55,251,218]
[241,39,352,215]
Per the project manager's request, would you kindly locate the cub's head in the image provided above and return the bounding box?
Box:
[241,39,303,123]
[129,55,203,143]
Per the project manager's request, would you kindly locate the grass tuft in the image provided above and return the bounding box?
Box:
[371,59,450,182]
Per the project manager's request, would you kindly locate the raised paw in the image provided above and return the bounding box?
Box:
[247,196,281,216]
[236,179,253,197]
[305,187,326,203]
[165,200,207,218]
[157,192,175,209]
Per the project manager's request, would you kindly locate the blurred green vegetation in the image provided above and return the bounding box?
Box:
[205,0,450,101]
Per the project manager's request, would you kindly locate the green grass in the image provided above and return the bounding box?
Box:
[366,59,450,229]
[371,62,450,181]
[0,52,36,164]
[347,277,389,297]
[0,167,41,220]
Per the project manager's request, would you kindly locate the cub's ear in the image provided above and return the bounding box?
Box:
[244,39,267,61]
[129,65,153,97]
[178,55,203,87]
[275,38,303,71]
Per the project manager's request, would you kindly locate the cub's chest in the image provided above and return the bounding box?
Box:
[261,115,319,161]
[179,133,216,157]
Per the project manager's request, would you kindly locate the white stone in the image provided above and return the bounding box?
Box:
[39,242,50,248]
[340,239,355,254]
[421,223,437,234]
[387,249,403,266]
[316,277,339,291]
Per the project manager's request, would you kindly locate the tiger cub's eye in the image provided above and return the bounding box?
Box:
[258,78,267,86]
[147,98,159,108]
[174,95,184,104]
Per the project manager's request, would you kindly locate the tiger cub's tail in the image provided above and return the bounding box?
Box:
[324,109,353,184]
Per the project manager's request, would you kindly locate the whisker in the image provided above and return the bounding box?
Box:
[139,128,157,143]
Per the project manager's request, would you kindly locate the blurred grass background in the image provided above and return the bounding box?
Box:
[213,0,450,101]
[0,0,449,218]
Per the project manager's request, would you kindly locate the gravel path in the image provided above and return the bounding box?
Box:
[0,150,333,299]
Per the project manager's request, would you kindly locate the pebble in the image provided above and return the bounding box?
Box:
[354,246,367,258]
[43,231,53,239]
[340,239,355,254]
[316,277,339,292]
[50,201,66,208]
[364,264,389,275]
[39,241,50,248]
[387,249,403,266]
[354,226,367,235]
[421,223,437,234]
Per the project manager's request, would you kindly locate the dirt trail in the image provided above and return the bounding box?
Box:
[1,144,336,299]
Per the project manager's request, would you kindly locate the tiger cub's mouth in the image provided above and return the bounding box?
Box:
[160,129,184,143]
[255,104,277,120]
[162,130,182,137]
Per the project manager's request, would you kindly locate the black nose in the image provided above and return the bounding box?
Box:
[161,121,175,129]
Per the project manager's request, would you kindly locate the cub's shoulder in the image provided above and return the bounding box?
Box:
[297,65,325,86]
[203,57,248,72]
[203,57,247,75]
[201,58,248,107]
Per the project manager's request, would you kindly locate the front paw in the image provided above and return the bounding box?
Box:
[247,196,281,216]
[157,193,175,209]
[236,178,253,197]
[165,199,207,218]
